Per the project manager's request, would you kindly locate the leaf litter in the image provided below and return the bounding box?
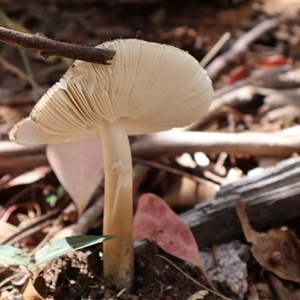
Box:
[1,1,300,299]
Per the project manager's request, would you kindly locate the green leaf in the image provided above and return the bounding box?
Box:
[32,235,114,268]
[0,245,30,267]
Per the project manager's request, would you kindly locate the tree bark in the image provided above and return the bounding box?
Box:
[181,156,300,248]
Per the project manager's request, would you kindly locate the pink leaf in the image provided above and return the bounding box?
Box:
[46,136,104,216]
[133,193,201,267]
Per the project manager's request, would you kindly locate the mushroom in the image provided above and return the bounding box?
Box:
[9,39,213,289]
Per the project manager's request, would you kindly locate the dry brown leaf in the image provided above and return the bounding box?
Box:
[21,277,48,300]
[236,201,300,282]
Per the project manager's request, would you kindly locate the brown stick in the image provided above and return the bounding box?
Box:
[0,155,48,169]
[73,194,104,235]
[2,127,300,172]
[206,17,294,80]
[0,26,115,64]
[186,65,292,131]
[131,130,300,159]
[0,142,45,158]
[1,196,71,246]
[133,157,218,189]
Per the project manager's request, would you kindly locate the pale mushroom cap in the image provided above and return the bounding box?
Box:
[9,39,213,145]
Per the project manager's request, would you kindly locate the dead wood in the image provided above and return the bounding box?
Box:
[186,85,257,131]
[0,26,115,64]
[73,195,104,235]
[131,130,300,159]
[181,156,300,248]
[2,126,300,172]
[206,17,295,80]
[0,155,48,170]
[0,142,45,158]
[186,65,293,130]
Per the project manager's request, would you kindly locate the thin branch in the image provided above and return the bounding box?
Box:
[1,197,71,246]
[0,26,116,64]
[73,195,104,235]
[186,65,292,131]
[200,32,231,68]
[133,157,218,189]
[206,16,295,80]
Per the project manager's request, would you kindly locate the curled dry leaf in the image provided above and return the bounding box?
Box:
[46,136,104,216]
[133,193,202,267]
[22,277,48,300]
[236,200,300,282]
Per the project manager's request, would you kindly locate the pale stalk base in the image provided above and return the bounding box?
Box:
[100,120,134,290]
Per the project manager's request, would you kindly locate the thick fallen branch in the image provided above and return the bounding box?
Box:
[3,143,300,249]
[131,130,300,159]
[0,26,115,64]
[2,127,300,171]
[181,156,300,248]
[0,141,45,158]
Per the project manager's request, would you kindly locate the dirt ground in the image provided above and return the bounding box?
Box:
[1,1,300,299]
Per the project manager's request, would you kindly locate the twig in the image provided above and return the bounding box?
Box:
[0,9,39,100]
[206,16,295,80]
[200,32,231,68]
[213,64,292,99]
[0,56,30,82]
[73,195,104,235]
[29,214,64,257]
[0,273,27,290]
[1,197,71,246]
[133,158,218,190]
[17,46,39,100]
[186,65,292,131]
[0,26,116,65]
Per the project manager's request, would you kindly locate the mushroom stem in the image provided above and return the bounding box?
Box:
[99,119,134,290]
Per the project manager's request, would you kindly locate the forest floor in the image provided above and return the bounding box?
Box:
[1,1,300,299]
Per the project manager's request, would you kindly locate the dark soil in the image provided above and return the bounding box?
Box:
[40,242,217,300]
